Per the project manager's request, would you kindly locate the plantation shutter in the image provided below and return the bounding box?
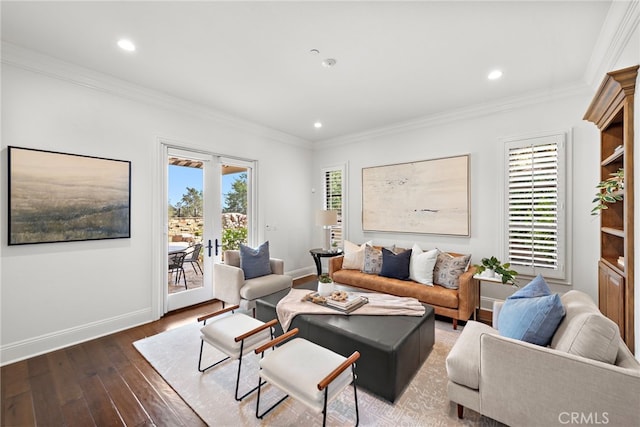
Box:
[323,168,343,247]
[505,133,566,279]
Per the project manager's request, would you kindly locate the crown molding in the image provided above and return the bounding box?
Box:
[316,82,591,149]
[1,42,313,150]
[584,0,640,88]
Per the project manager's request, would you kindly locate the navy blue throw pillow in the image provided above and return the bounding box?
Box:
[379,248,412,280]
[239,241,272,279]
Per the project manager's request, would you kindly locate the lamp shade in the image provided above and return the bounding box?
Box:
[315,210,338,226]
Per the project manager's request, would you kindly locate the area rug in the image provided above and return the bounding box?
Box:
[134,318,500,426]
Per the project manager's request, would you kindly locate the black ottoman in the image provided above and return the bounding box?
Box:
[256,282,435,402]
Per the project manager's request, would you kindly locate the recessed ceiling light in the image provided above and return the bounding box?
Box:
[488,69,503,80]
[117,39,136,52]
[314,122,323,129]
[322,58,337,68]
[310,49,320,55]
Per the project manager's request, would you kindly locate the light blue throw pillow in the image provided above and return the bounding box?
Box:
[497,275,566,346]
[239,241,272,279]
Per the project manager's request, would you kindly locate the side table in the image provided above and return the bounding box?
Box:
[309,248,343,276]
[473,274,516,320]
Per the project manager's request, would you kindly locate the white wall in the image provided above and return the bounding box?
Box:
[0,61,314,365]
[312,92,600,305]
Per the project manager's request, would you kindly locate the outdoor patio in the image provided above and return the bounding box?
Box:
[168,257,204,294]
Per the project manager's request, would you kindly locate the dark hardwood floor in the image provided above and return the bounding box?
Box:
[1,276,315,426]
[1,303,221,426]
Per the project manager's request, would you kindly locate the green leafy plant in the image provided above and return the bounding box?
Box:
[591,168,624,215]
[318,273,333,283]
[221,226,248,251]
[473,256,519,285]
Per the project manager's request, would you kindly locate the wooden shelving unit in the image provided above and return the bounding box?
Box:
[584,65,638,353]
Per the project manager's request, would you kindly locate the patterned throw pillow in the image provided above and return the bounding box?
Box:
[361,245,397,274]
[362,245,383,274]
[433,251,471,289]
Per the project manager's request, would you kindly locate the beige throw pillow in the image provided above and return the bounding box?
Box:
[342,240,371,270]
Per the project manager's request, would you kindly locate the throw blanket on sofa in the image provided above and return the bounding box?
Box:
[276,288,426,331]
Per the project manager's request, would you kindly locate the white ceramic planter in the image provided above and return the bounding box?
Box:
[317,281,335,296]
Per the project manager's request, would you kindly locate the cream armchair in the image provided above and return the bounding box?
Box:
[213,250,292,316]
[446,290,640,426]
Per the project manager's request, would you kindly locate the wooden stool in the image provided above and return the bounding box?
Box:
[198,305,276,401]
[254,328,360,426]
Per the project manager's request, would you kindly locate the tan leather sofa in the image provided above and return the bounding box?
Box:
[446,290,640,426]
[328,253,477,329]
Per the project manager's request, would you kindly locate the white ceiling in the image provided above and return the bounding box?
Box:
[1,1,612,143]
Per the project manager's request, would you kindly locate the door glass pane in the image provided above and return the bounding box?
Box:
[168,156,204,294]
[221,164,249,253]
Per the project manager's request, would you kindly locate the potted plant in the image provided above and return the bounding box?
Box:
[317,273,335,296]
[591,168,624,215]
[473,256,519,285]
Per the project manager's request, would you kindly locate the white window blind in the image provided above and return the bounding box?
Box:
[322,166,344,247]
[504,133,567,280]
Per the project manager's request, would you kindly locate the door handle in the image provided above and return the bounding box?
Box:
[206,239,213,257]
[215,238,222,256]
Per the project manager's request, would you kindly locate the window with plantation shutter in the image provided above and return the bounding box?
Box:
[322,166,345,248]
[504,132,568,281]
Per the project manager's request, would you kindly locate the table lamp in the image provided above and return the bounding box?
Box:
[316,210,338,250]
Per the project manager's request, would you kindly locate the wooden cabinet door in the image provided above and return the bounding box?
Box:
[598,261,625,337]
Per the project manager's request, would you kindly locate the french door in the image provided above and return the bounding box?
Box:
[162,144,254,312]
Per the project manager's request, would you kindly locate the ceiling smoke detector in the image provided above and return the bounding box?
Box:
[322,58,337,68]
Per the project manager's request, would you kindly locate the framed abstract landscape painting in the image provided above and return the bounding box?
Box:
[8,146,131,245]
[362,154,470,236]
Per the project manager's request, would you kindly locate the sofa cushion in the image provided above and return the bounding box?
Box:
[239,241,272,279]
[551,290,620,364]
[342,240,370,270]
[362,245,397,274]
[410,244,438,285]
[433,251,471,289]
[446,321,497,390]
[380,248,412,280]
[332,269,459,309]
[497,275,565,346]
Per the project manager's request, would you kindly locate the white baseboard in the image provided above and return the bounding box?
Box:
[1,308,153,366]
[287,266,316,280]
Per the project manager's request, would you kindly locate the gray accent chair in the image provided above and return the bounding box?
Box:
[446,290,640,426]
[214,250,292,316]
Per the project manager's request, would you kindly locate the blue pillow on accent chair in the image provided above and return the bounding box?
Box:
[239,241,272,279]
[379,248,412,280]
[497,274,566,346]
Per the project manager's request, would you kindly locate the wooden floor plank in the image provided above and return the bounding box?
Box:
[47,350,84,405]
[78,374,124,426]
[1,360,30,399]
[29,372,65,425]
[2,391,35,427]
[119,364,184,426]
[60,397,97,427]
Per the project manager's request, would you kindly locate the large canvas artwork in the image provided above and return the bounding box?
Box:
[362,155,470,236]
[8,146,131,245]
